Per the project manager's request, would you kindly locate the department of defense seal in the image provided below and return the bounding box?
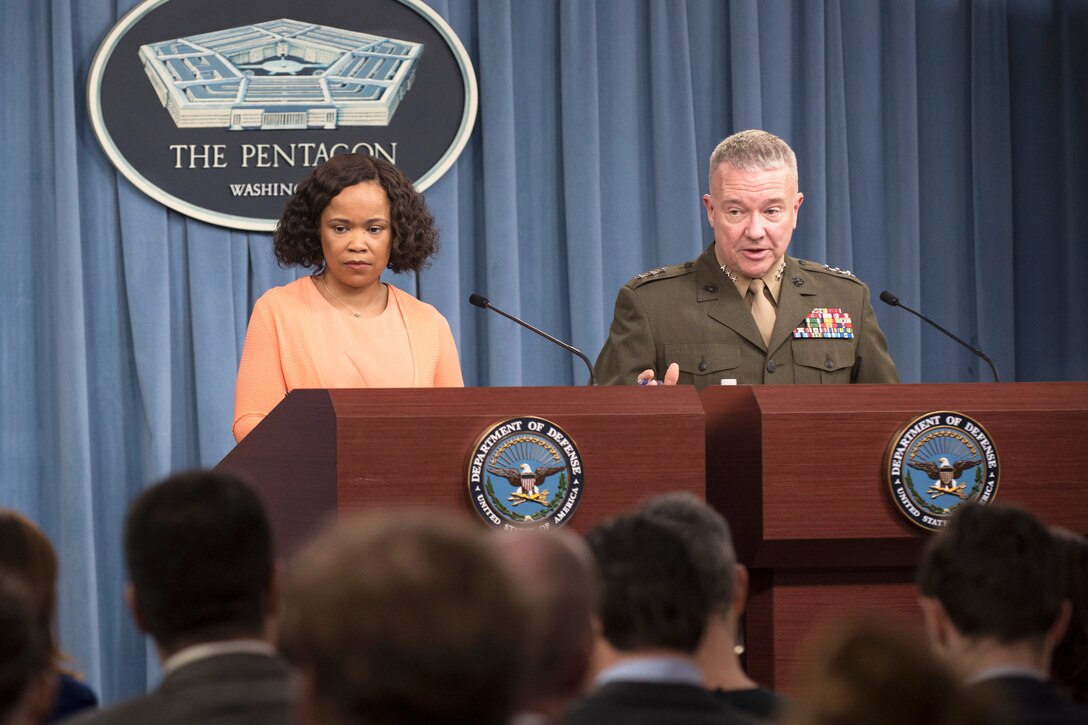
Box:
[884,411,1000,531]
[466,417,583,530]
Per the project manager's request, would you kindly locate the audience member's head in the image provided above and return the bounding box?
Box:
[280,512,528,725]
[639,493,765,696]
[493,529,595,719]
[123,469,275,655]
[639,493,738,617]
[916,503,1069,676]
[585,510,710,655]
[0,576,54,725]
[786,618,997,725]
[1051,527,1088,703]
[0,511,66,676]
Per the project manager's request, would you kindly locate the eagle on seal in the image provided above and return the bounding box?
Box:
[488,462,564,496]
[908,456,981,499]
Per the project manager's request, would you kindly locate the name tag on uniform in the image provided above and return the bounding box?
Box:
[793,308,854,339]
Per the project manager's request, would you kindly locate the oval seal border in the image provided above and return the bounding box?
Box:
[884,410,1001,531]
[466,417,584,531]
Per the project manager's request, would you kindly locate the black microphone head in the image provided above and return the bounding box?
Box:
[879,291,900,307]
[468,293,489,308]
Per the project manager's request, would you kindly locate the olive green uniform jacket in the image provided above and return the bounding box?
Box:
[594,245,900,389]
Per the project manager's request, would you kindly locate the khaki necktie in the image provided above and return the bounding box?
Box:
[748,278,776,347]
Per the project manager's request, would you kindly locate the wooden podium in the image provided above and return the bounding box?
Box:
[700,382,1088,692]
[219,382,1088,693]
[217,386,706,556]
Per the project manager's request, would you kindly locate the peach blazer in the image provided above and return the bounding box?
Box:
[233,277,463,442]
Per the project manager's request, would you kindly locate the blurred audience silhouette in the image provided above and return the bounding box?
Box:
[493,529,596,725]
[1051,527,1088,704]
[65,469,292,725]
[917,503,1088,725]
[279,512,527,725]
[640,493,785,720]
[785,618,999,725]
[0,576,56,725]
[0,511,96,722]
[567,508,758,724]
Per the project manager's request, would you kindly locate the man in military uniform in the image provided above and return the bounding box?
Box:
[595,129,898,388]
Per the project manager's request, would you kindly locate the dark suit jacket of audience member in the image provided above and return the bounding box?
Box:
[565,681,762,725]
[47,674,97,722]
[969,676,1088,725]
[61,652,294,725]
[713,686,784,721]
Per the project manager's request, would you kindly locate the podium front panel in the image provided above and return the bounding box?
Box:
[220,386,706,555]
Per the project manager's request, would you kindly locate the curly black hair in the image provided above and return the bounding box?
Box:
[273,153,438,273]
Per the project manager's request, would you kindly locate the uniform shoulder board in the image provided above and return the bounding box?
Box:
[635,266,670,279]
[821,264,856,278]
[797,258,857,277]
[796,258,863,284]
[628,263,691,287]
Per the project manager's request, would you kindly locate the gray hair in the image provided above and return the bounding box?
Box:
[709,129,798,189]
[639,492,737,614]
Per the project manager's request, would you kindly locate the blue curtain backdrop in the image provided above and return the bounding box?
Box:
[1,0,1086,703]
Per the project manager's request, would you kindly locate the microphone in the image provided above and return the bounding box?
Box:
[879,291,1000,382]
[469,294,597,386]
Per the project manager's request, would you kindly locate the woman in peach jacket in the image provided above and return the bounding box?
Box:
[233,154,463,442]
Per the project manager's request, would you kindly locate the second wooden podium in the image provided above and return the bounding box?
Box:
[701,382,1088,690]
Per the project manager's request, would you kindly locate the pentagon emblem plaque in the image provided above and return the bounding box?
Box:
[88,0,477,231]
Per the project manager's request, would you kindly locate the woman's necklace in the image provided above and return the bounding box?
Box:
[320,273,384,319]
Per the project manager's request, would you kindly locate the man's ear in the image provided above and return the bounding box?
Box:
[124,583,150,635]
[588,616,619,682]
[564,633,594,696]
[23,670,59,724]
[262,562,282,643]
[1045,599,1072,657]
[268,561,282,616]
[918,596,952,652]
[730,564,749,620]
[292,669,322,725]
